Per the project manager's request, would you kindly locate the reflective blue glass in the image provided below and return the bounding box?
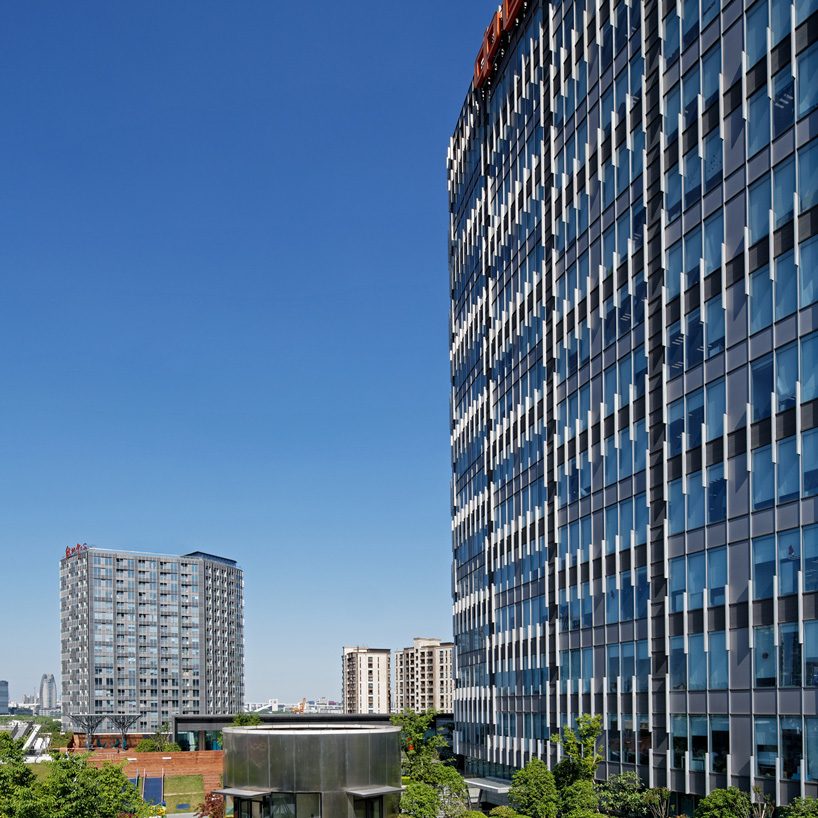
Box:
[708,463,726,522]
[748,88,770,157]
[667,240,682,298]
[798,0,818,23]
[777,436,799,503]
[668,321,684,376]
[773,68,795,138]
[669,399,684,456]
[704,211,723,274]
[687,388,704,447]
[775,250,797,320]
[664,11,680,63]
[709,631,728,688]
[755,625,776,685]
[686,308,703,369]
[706,379,725,440]
[750,266,773,333]
[752,445,774,510]
[666,164,682,221]
[689,633,706,689]
[749,174,771,244]
[708,547,727,605]
[776,342,798,412]
[706,295,724,357]
[669,479,685,534]
[704,131,723,192]
[804,428,818,497]
[670,636,686,690]
[774,157,795,228]
[799,43,818,118]
[751,354,773,420]
[772,0,792,44]
[754,536,776,598]
[800,234,818,307]
[778,529,801,595]
[800,138,818,212]
[746,2,769,67]
[688,472,705,529]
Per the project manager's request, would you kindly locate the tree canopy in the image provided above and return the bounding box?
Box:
[509,758,558,818]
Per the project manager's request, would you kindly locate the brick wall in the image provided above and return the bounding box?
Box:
[82,750,224,796]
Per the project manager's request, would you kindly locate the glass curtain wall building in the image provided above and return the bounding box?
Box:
[448,0,818,803]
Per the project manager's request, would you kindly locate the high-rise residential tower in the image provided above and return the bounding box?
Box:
[394,637,454,713]
[341,646,391,714]
[39,673,57,713]
[449,0,818,805]
[61,546,244,732]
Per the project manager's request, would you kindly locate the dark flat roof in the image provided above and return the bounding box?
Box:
[182,551,238,566]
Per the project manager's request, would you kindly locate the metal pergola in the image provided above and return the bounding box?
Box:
[67,713,146,750]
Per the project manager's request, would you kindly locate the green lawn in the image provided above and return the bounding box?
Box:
[27,763,53,781]
[163,774,204,814]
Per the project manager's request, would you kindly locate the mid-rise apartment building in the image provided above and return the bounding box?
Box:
[449,0,818,805]
[342,646,391,714]
[394,638,454,713]
[61,545,244,732]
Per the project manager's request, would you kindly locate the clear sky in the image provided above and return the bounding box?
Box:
[0,1,495,703]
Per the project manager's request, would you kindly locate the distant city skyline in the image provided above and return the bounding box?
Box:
[0,0,479,703]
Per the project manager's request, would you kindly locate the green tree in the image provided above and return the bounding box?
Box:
[550,715,603,789]
[597,773,648,818]
[231,713,262,727]
[0,735,35,818]
[391,710,448,777]
[694,788,752,818]
[559,780,598,816]
[134,721,180,753]
[509,758,558,818]
[644,788,670,818]
[781,798,818,818]
[401,781,441,818]
[490,809,522,818]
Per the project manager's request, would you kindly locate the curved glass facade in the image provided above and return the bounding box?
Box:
[448,0,818,802]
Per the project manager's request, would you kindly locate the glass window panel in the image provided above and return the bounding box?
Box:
[670,635,686,690]
[778,529,801,596]
[668,321,684,376]
[747,1,769,67]
[704,132,723,194]
[780,622,803,687]
[751,354,773,420]
[804,428,818,497]
[709,631,728,689]
[666,163,682,221]
[749,174,771,244]
[706,379,725,441]
[772,0,792,43]
[665,11,680,63]
[755,717,778,778]
[806,620,818,686]
[805,525,818,593]
[711,716,730,773]
[755,625,776,687]
[753,536,776,598]
[684,227,702,290]
[684,148,701,208]
[751,265,773,334]
[669,399,684,456]
[669,478,684,534]
[702,45,721,108]
[688,472,705,529]
[706,294,725,357]
[667,240,682,299]
[708,462,726,523]
[809,718,818,782]
[637,567,649,619]
[798,0,818,22]
[607,643,620,691]
[777,342,798,411]
[672,714,687,769]
[670,556,686,613]
[800,234,818,307]
[800,138,818,212]
[775,250,797,320]
[782,717,804,781]
[802,332,818,401]
[689,634,706,691]
[778,436,800,503]
[748,87,771,157]
[606,575,619,624]
[687,388,704,448]
[690,715,708,772]
[773,68,795,138]
[708,547,727,605]
[688,552,705,609]
[774,157,795,228]
[704,210,723,274]
[799,43,818,118]
[686,308,704,369]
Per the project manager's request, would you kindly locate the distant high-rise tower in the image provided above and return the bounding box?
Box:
[39,673,57,712]
[342,646,391,714]
[394,638,454,713]
[61,546,244,732]
[0,681,8,715]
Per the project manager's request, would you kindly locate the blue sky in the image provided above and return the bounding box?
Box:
[0,1,494,702]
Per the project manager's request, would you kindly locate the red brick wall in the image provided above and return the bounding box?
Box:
[82,750,224,796]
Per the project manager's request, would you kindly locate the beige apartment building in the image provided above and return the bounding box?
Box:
[341,646,391,714]
[394,637,454,713]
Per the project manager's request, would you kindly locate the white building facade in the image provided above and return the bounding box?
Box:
[60,546,244,732]
[341,646,391,715]
[394,638,454,714]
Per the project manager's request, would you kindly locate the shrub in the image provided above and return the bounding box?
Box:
[490,809,520,818]
[780,798,818,818]
[694,788,752,818]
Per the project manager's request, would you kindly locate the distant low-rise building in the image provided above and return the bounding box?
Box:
[342,647,391,715]
[394,637,454,713]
